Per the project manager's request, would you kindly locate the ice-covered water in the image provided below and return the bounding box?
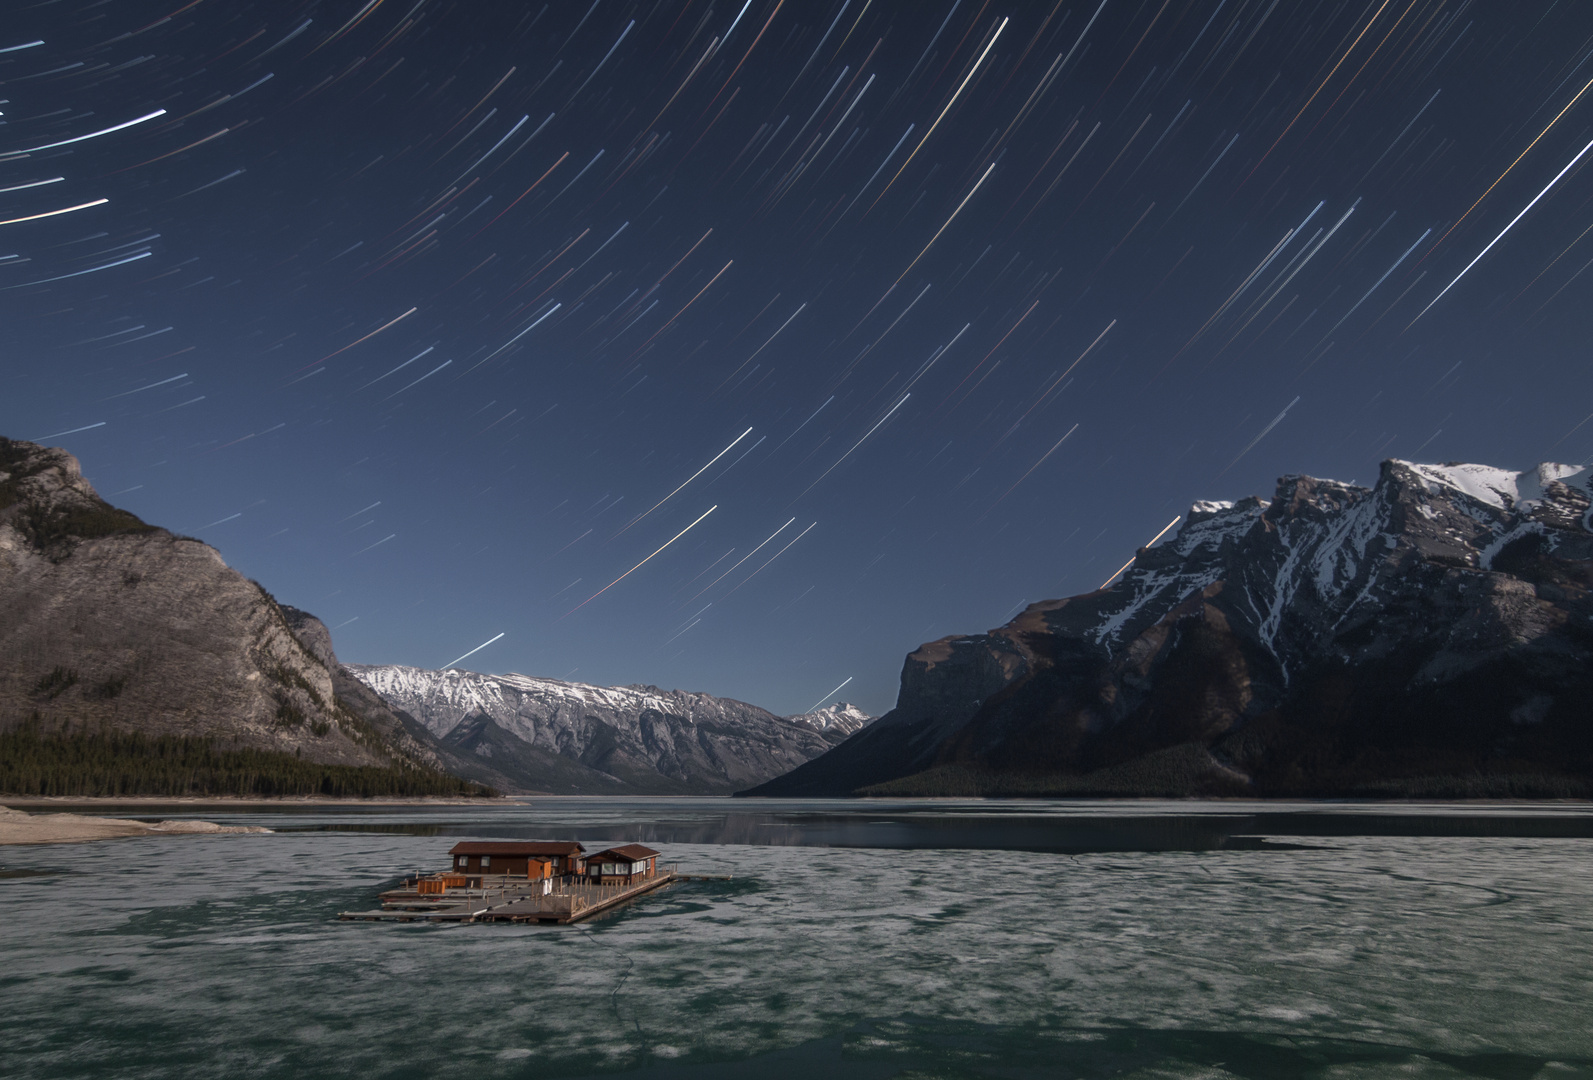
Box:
[2,799,1591,1079]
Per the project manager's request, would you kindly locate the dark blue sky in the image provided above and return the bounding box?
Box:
[4,0,1593,716]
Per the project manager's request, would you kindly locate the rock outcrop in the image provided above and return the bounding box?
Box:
[745,459,1593,798]
[347,664,857,794]
[0,437,479,784]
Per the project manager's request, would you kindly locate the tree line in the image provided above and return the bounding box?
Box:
[0,722,495,798]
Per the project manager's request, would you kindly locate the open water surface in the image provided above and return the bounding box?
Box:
[2,798,1591,1079]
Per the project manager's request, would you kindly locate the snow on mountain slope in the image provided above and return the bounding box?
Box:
[748,457,1593,798]
[345,664,848,794]
[785,702,874,736]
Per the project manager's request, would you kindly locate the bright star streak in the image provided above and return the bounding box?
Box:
[0,199,108,226]
[717,303,806,391]
[1,250,151,290]
[107,373,188,398]
[614,428,752,538]
[1098,515,1183,590]
[357,346,434,391]
[873,16,1008,207]
[0,177,64,193]
[567,506,718,617]
[772,396,834,452]
[1319,227,1430,341]
[685,518,795,603]
[1425,74,1593,260]
[444,632,506,670]
[382,359,452,400]
[34,421,106,441]
[462,303,560,374]
[895,161,996,285]
[1409,133,1593,328]
[799,394,910,499]
[721,521,817,599]
[0,109,165,158]
[806,676,853,714]
[352,533,397,555]
[297,307,417,372]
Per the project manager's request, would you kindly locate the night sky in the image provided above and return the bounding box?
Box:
[4,1,1593,717]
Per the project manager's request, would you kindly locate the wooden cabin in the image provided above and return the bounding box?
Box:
[448,841,586,879]
[584,844,661,885]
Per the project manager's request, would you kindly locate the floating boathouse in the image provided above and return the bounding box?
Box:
[585,844,661,885]
[448,840,585,881]
[340,839,699,925]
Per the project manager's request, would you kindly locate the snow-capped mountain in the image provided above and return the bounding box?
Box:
[785,702,874,736]
[748,459,1593,798]
[345,664,850,794]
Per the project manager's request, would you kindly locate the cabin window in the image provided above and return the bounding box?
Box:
[456,856,467,868]
[482,856,491,868]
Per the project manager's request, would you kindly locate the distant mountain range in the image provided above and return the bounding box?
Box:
[0,435,870,797]
[746,459,1593,799]
[347,665,871,794]
[16,430,1591,802]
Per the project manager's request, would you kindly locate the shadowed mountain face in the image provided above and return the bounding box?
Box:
[0,437,486,785]
[347,665,859,794]
[747,459,1593,798]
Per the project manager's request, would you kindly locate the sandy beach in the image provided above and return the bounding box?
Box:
[0,805,272,845]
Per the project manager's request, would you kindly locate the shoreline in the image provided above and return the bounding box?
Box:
[0,806,272,846]
[0,795,509,809]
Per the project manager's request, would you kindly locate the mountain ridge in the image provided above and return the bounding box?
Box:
[347,663,867,794]
[744,457,1593,798]
[0,437,490,796]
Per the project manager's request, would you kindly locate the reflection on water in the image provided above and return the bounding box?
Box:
[0,867,68,880]
[97,796,1593,853]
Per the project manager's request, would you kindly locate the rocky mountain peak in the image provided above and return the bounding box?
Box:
[785,702,875,736]
[747,456,1593,798]
[1,438,162,561]
[0,438,475,783]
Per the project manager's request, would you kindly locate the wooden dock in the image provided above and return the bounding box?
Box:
[339,869,684,925]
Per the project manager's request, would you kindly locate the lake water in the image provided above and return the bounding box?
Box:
[2,798,1591,1079]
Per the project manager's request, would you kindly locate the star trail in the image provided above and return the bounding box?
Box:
[4,1,1592,714]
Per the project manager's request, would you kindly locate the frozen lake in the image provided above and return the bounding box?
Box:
[2,798,1591,1078]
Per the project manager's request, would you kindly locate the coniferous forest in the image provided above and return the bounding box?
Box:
[0,722,495,798]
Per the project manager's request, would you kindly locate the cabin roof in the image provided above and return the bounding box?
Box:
[448,841,585,857]
[588,844,661,861]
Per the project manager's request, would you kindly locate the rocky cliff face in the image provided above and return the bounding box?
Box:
[347,664,855,794]
[0,438,471,779]
[747,459,1593,798]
